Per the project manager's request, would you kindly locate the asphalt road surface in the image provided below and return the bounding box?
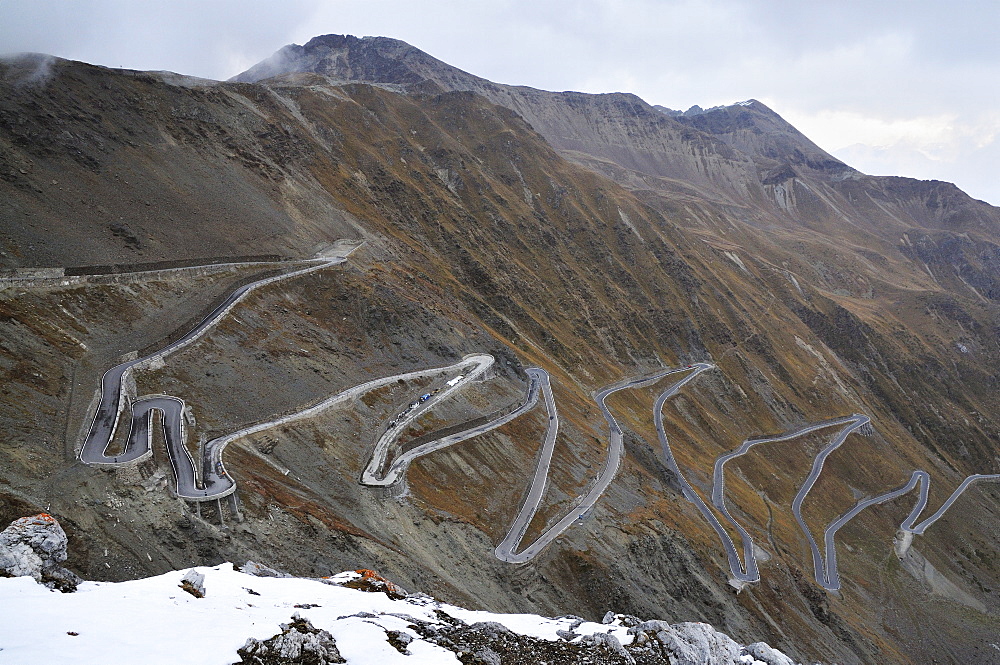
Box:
[363,366,542,487]
[788,414,871,590]
[78,255,347,500]
[820,469,1000,590]
[494,368,559,563]
[687,405,998,590]
[360,354,496,485]
[497,364,710,563]
[651,363,775,584]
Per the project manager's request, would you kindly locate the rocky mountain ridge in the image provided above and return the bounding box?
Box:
[233,34,1000,237]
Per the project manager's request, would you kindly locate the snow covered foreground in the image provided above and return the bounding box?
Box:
[0,564,794,664]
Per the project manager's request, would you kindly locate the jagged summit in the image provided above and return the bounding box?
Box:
[672,98,853,174]
[648,97,850,173]
[230,34,485,91]
[654,100,758,117]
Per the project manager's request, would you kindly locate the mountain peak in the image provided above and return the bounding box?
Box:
[673,97,853,174]
[230,33,478,90]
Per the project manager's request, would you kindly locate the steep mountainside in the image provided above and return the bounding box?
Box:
[233,35,1000,236]
[1,41,999,665]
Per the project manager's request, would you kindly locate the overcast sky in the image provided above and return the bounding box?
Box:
[2,0,998,204]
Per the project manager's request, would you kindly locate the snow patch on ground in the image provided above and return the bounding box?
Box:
[0,564,800,664]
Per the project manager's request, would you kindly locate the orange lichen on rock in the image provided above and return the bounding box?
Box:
[15,513,57,527]
[342,569,407,600]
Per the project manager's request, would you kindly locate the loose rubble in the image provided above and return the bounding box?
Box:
[235,614,345,665]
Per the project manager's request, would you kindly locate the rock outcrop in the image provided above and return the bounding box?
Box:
[628,620,743,664]
[745,642,796,665]
[180,568,206,598]
[336,568,407,600]
[0,513,80,592]
[235,614,345,665]
[241,561,291,578]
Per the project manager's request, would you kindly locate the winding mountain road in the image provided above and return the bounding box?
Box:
[493,368,560,563]
[75,251,997,580]
[673,402,998,590]
[702,414,870,586]
[79,253,351,500]
[819,469,1000,590]
[360,354,497,485]
[789,414,871,589]
[651,363,777,584]
[497,363,708,563]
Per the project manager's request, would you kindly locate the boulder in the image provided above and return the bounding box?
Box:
[578,632,635,664]
[235,614,345,664]
[744,642,796,665]
[241,561,290,578]
[180,569,206,598]
[629,620,742,664]
[0,513,80,592]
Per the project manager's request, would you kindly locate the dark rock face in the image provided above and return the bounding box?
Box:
[0,513,80,591]
[235,615,345,665]
[413,617,635,664]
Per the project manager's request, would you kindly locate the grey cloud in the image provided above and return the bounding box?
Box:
[0,53,57,87]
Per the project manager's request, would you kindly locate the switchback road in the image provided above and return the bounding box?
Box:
[681,405,998,590]
[820,469,1000,590]
[360,354,496,485]
[79,253,351,500]
[703,414,870,586]
[497,363,709,563]
[361,366,542,487]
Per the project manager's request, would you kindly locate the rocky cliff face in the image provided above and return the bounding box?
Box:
[1,41,998,665]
